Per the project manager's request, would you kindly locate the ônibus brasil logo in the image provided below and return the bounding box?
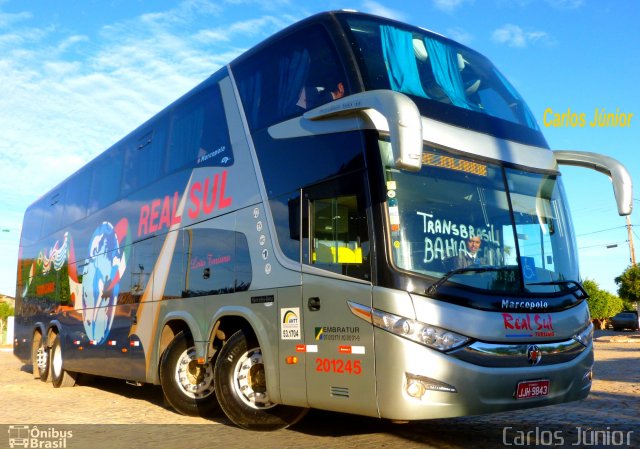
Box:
[8,425,73,448]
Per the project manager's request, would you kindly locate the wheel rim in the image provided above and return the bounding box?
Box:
[174,347,214,399]
[52,343,62,377]
[36,345,48,373]
[232,347,275,410]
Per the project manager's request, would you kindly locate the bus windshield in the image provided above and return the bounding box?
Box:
[344,16,539,132]
[384,145,579,295]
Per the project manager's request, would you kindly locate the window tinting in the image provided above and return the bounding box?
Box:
[234,25,348,131]
[180,228,251,297]
[269,193,301,262]
[88,147,123,215]
[63,171,91,225]
[122,124,167,196]
[254,130,366,199]
[44,188,65,234]
[120,237,158,304]
[21,201,46,247]
[166,84,232,173]
[165,231,187,300]
[254,131,366,264]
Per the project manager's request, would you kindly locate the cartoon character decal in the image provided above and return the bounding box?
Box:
[81,219,131,345]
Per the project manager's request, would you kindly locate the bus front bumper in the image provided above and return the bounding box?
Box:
[374,329,593,420]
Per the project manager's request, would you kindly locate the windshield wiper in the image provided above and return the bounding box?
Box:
[427,269,588,299]
[426,267,504,295]
[526,280,588,299]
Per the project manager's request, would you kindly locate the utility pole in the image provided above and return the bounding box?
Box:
[630,216,640,328]
[626,215,636,265]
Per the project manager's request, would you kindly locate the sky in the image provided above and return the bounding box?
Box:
[0,0,638,297]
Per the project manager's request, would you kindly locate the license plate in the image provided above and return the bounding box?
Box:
[515,379,550,399]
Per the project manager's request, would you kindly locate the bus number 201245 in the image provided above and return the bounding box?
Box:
[315,358,362,375]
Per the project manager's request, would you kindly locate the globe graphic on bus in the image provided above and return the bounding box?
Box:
[81,222,124,345]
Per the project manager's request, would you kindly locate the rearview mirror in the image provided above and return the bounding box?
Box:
[304,90,423,171]
[554,150,633,216]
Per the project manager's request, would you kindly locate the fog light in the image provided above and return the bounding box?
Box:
[405,373,457,400]
[406,379,427,399]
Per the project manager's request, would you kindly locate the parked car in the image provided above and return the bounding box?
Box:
[610,311,639,331]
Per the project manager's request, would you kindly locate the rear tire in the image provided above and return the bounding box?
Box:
[160,331,220,417]
[214,329,308,431]
[32,332,50,382]
[51,334,77,388]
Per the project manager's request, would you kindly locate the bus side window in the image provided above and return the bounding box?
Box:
[63,170,91,227]
[21,200,46,247]
[88,148,123,216]
[44,188,65,236]
[180,228,252,298]
[121,125,167,196]
[166,83,232,173]
[126,237,159,303]
[252,131,366,265]
[233,25,348,131]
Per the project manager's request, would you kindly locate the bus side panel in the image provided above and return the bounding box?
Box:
[276,285,307,407]
[218,204,302,401]
[302,274,378,417]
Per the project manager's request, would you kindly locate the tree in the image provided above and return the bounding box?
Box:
[615,264,640,306]
[0,302,14,344]
[583,279,624,329]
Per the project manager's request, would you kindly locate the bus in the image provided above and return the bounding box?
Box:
[13,10,632,431]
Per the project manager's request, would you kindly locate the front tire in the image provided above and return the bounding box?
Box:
[160,331,219,417]
[214,329,308,431]
[51,334,77,388]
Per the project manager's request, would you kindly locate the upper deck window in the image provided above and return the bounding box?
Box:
[234,25,349,131]
[343,16,542,138]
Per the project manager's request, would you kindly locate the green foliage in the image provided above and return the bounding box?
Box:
[583,279,624,320]
[615,264,640,304]
[0,302,14,341]
[622,300,636,311]
[0,302,14,321]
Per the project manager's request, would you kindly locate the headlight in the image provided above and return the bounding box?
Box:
[348,301,470,352]
[573,322,594,347]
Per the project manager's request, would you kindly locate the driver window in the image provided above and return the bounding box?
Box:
[302,176,371,281]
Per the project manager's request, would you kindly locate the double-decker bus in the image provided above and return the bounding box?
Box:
[13,11,632,430]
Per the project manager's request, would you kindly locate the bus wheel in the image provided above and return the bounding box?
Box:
[214,329,309,431]
[32,332,50,382]
[160,331,219,417]
[51,334,77,388]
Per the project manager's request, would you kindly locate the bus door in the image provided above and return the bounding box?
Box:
[300,176,378,416]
